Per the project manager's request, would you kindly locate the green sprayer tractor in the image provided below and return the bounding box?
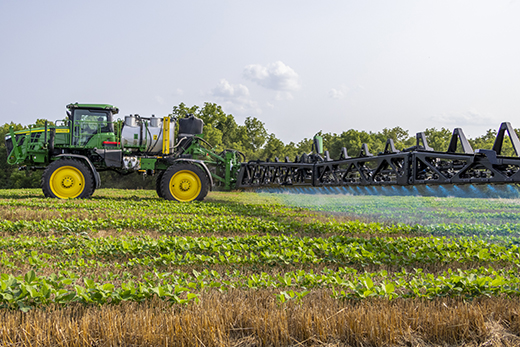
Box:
[6,103,520,201]
[5,103,243,201]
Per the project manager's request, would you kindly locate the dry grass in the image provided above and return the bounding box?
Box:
[0,291,519,347]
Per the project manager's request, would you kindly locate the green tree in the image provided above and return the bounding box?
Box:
[470,128,520,157]
[470,129,496,151]
[296,138,313,155]
[377,127,412,152]
[243,117,268,153]
[423,127,451,152]
[34,119,55,127]
[281,142,299,162]
[9,170,42,188]
[172,102,236,153]
[0,122,24,188]
[262,134,286,160]
[322,129,374,159]
[171,102,269,160]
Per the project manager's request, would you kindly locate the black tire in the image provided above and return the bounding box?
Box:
[160,163,209,202]
[155,170,165,198]
[42,159,95,199]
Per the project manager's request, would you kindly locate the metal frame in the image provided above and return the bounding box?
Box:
[236,122,520,190]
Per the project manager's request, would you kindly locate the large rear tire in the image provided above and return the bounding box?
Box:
[42,159,95,199]
[160,163,209,202]
[155,170,165,198]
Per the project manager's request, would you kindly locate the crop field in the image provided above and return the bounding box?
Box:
[1,189,520,346]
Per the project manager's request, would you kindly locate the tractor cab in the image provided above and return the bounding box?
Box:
[66,103,119,147]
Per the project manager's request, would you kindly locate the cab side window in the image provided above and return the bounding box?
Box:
[72,109,111,145]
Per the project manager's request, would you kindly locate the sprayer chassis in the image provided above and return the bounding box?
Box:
[5,103,242,201]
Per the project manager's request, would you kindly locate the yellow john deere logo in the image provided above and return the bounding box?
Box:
[17,129,70,134]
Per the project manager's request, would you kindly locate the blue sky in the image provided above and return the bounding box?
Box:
[1,0,519,143]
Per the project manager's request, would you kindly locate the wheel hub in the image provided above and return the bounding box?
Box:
[62,177,74,188]
[180,180,191,191]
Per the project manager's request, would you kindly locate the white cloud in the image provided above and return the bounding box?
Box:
[328,88,344,99]
[243,61,301,92]
[173,88,184,96]
[431,110,497,126]
[155,95,165,104]
[275,91,294,101]
[328,85,351,99]
[211,79,249,98]
[328,84,364,99]
[208,79,261,115]
[223,100,262,116]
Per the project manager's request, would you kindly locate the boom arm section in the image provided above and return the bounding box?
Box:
[236,123,520,190]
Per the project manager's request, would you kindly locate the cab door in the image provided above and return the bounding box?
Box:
[71,109,109,147]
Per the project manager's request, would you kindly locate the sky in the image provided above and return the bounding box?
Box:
[1,0,519,144]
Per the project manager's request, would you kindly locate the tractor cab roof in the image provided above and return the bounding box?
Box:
[66,102,119,115]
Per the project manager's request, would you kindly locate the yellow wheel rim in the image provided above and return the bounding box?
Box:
[49,166,85,199]
[169,170,201,202]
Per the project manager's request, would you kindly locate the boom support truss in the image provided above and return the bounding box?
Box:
[236,122,520,190]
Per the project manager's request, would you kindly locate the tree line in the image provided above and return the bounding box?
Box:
[1,102,518,190]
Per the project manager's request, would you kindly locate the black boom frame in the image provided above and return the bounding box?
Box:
[236,122,520,189]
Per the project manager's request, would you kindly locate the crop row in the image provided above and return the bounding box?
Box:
[1,234,519,268]
[5,191,520,237]
[7,190,520,227]
[0,271,198,311]
[2,265,520,311]
[276,193,520,225]
[3,214,520,237]
[0,195,302,220]
[0,215,413,235]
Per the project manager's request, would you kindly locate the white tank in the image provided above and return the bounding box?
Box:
[121,115,174,154]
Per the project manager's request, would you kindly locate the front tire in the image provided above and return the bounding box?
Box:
[42,159,95,199]
[160,163,209,202]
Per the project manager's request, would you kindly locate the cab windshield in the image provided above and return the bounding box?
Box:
[72,109,114,133]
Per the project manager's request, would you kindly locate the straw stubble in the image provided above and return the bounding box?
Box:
[1,290,519,347]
